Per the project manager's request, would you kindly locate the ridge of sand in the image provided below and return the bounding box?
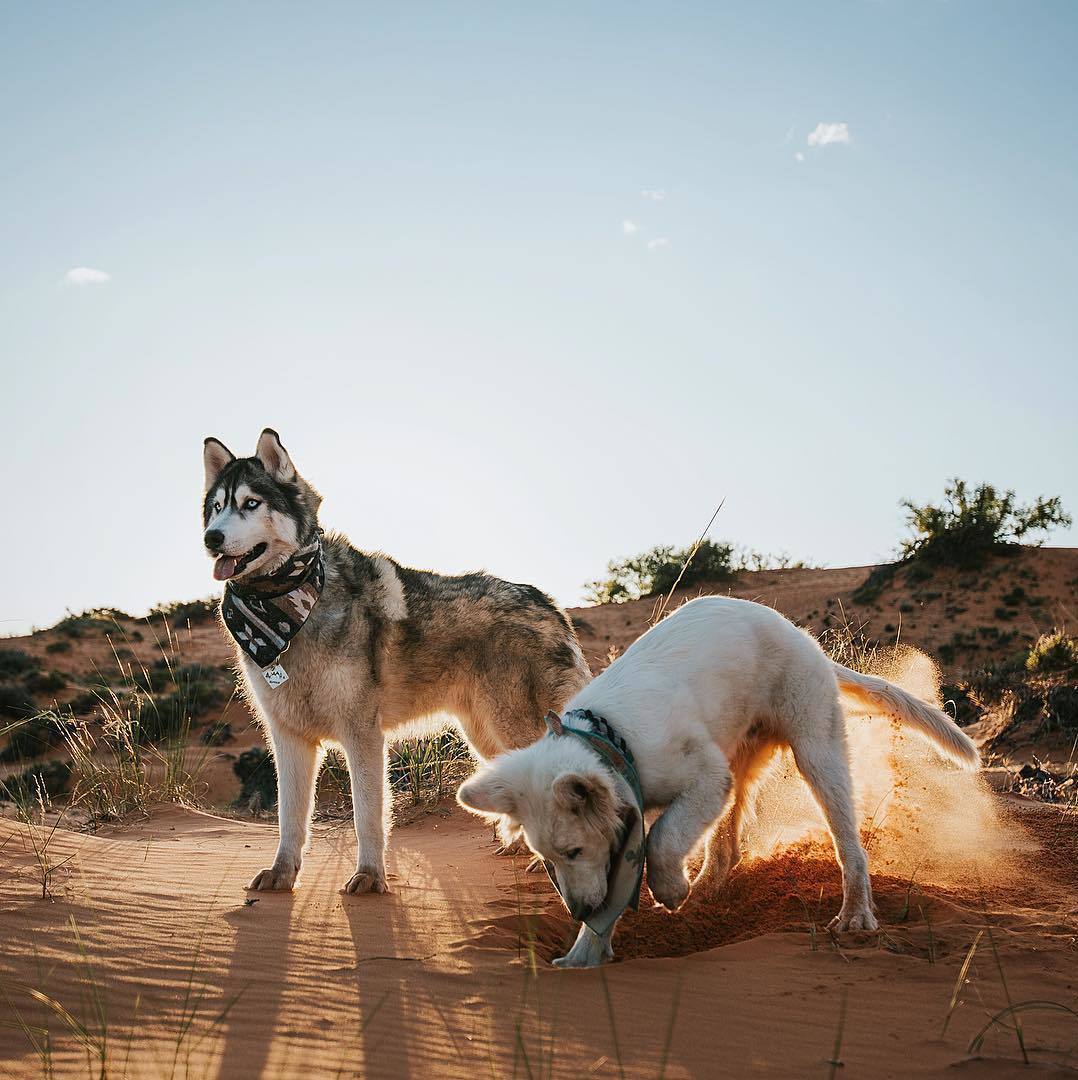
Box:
[2,798,1077,1078]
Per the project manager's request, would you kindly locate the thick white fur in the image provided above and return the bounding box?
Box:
[459,596,979,967]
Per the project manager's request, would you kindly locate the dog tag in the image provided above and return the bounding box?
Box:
[261,663,289,689]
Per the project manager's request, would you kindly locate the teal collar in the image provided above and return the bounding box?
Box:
[543,709,646,939]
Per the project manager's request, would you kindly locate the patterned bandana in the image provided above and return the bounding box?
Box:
[221,537,325,675]
[543,709,646,939]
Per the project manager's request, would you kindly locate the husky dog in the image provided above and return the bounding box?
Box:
[202,429,590,894]
[458,596,979,967]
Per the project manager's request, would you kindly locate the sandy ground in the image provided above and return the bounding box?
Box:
[2,794,1076,1079]
[3,550,1077,1076]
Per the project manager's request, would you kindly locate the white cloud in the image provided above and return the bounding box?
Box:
[794,152,805,163]
[622,219,639,235]
[64,266,111,285]
[640,189,667,202]
[646,237,669,250]
[807,122,851,147]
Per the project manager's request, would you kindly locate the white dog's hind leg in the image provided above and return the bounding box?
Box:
[248,728,323,891]
[553,923,615,969]
[339,722,391,895]
[646,745,733,911]
[791,709,878,933]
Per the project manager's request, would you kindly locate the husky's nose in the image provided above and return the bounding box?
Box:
[204,529,225,552]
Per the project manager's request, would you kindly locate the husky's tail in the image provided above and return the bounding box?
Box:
[832,662,980,770]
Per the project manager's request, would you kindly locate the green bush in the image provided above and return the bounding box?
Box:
[45,640,72,654]
[1026,631,1078,675]
[0,649,41,681]
[585,539,737,604]
[0,713,65,762]
[0,683,36,720]
[233,747,277,809]
[0,759,73,803]
[148,597,219,629]
[899,479,1070,569]
[26,670,66,695]
[54,607,132,639]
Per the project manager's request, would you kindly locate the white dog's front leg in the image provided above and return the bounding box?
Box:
[553,923,615,969]
[647,745,733,911]
[338,723,390,895]
[248,727,323,891]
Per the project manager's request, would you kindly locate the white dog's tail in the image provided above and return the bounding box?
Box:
[832,662,980,770]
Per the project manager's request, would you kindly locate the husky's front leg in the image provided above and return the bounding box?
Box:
[248,727,322,891]
[339,723,390,895]
[553,923,615,968]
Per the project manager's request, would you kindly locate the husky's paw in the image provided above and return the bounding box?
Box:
[647,865,690,912]
[247,863,298,892]
[343,866,389,895]
[828,907,879,933]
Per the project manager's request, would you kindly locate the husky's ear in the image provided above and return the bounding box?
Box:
[457,768,517,818]
[255,428,297,483]
[203,438,235,492]
[552,771,619,829]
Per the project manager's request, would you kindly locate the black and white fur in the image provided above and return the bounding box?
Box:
[203,429,590,894]
[459,596,979,967]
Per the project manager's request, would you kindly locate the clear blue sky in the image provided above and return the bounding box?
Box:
[3,2,1076,635]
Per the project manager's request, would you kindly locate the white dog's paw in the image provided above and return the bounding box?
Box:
[828,907,879,933]
[494,836,529,858]
[343,866,389,895]
[647,865,690,912]
[247,863,298,892]
[552,928,613,968]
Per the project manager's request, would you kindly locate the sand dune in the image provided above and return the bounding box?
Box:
[2,794,1077,1078]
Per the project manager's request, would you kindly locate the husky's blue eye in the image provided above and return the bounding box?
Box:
[212,501,222,514]
[244,498,261,511]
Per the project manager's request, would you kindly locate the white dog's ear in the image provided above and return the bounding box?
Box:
[203,438,235,492]
[552,771,617,824]
[457,769,517,818]
[255,428,297,483]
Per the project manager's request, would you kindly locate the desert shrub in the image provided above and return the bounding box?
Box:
[148,597,219,629]
[25,670,66,695]
[68,690,102,716]
[0,649,41,681]
[0,759,73,803]
[1045,685,1078,730]
[939,683,978,726]
[899,479,1070,569]
[1026,631,1078,674]
[0,713,66,762]
[851,564,898,605]
[0,683,36,720]
[54,607,132,638]
[200,721,234,746]
[585,539,737,604]
[45,640,72,654]
[389,730,473,804]
[965,654,1029,705]
[143,679,226,744]
[234,747,277,809]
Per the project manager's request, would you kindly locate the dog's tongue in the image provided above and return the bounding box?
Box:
[214,555,239,581]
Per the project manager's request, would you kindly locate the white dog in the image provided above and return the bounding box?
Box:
[458,596,979,967]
